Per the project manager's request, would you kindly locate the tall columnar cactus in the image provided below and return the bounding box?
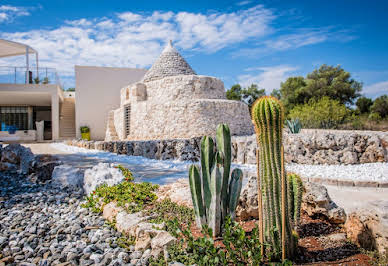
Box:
[287,173,303,228]
[251,96,297,260]
[189,124,243,237]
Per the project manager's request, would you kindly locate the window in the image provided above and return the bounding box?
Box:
[0,106,28,131]
[124,104,131,138]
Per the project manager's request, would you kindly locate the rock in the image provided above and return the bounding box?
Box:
[130,251,143,260]
[236,174,259,221]
[135,233,152,251]
[51,165,84,189]
[30,159,61,183]
[102,202,124,222]
[115,211,147,236]
[83,163,124,195]
[345,210,388,253]
[151,231,176,250]
[156,179,193,208]
[0,162,17,172]
[302,182,346,224]
[0,144,34,174]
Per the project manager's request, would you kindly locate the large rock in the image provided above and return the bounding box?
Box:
[51,164,84,189]
[345,209,388,253]
[236,174,346,224]
[0,144,35,174]
[83,163,124,195]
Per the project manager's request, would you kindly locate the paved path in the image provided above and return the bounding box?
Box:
[23,143,189,185]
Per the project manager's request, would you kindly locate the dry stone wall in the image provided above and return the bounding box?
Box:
[68,129,388,165]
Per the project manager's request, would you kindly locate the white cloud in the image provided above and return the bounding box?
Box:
[0,5,30,23]
[233,27,357,58]
[0,5,276,78]
[238,65,297,91]
[236,0,253,6]
[363,81,388,99]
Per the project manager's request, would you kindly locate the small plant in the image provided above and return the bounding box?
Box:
[81,166,159,213]
[189,124,243,237]
[149,216,278,265]
[115,164,134,182]
[33,77,40,84]
[286,119,302,134]
[80,126,90,133]
[146,198,194,233]
[287,173,303,228]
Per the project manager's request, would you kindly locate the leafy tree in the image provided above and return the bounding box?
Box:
[226,84,265,108]
[67,87,76,92]
[280,65,362,111]
[270,89,281,99]
[356,96,373,114]
[226,84,242,101]
[371,95,388,118]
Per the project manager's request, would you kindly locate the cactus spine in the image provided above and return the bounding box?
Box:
[189,124,243,237]
[251,96,297,260]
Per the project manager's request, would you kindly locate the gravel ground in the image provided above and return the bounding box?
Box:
[286,162,388,182]
[0,173,149,266]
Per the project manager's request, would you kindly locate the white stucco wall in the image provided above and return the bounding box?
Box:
[75,66,147,140]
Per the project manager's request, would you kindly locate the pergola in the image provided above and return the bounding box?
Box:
[0,39,39,84]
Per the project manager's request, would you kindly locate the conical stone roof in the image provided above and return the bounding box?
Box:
[142,41,196,82]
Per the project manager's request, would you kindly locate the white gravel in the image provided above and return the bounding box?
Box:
[286,162,388,182]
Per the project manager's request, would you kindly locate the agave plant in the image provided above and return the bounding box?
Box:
[189,124,243,237]
[286,118,302,134]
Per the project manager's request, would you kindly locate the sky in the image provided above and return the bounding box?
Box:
[0,0,387,99]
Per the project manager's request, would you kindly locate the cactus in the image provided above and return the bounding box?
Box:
[188,124,243,237]
[287,173,303,227]
[251,96,297,260]
[286,118,302,134]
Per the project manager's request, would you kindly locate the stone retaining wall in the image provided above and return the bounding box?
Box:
[66,129,388,165]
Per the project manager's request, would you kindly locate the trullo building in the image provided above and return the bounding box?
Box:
[105,41,253,141]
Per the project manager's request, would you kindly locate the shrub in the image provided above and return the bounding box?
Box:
[369,112,382,122]
[371,95,388,118]
[288,97,348,129]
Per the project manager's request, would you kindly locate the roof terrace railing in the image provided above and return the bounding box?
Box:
[0,66,62,87]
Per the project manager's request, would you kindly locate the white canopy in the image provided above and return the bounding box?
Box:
[0,39,37,58]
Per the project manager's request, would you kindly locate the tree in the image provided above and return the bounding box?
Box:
[226,84,265,108]
[226,84,242,101]
[371,95,388,118]
[66,88,76,92]
[280,64,362,112]
[270,89,281,99]
[356,96,373,114]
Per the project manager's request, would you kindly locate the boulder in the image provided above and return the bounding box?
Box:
[0,144,34,174]
[115,211,148,236]
[102,202,124,222]
[345,209,388,253]
[29,160,60,183]
[51,165,84,189]
[83,163,124,195]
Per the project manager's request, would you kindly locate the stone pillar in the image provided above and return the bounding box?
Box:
[27,106,33,130]
[51,91,60,140]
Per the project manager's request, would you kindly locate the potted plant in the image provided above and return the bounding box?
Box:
[80,126,90,140]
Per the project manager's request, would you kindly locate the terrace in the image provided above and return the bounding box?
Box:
[0,39,67,142]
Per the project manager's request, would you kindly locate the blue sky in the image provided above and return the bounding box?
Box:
[1,0,387,98]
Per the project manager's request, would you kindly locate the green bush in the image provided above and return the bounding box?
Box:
[288,97,348,129]
[81,166,158,213]
[369,112,382,122]
[356,96,373,114]
[371,95,388,118]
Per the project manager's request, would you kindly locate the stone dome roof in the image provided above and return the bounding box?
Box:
[142,41,196,82]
